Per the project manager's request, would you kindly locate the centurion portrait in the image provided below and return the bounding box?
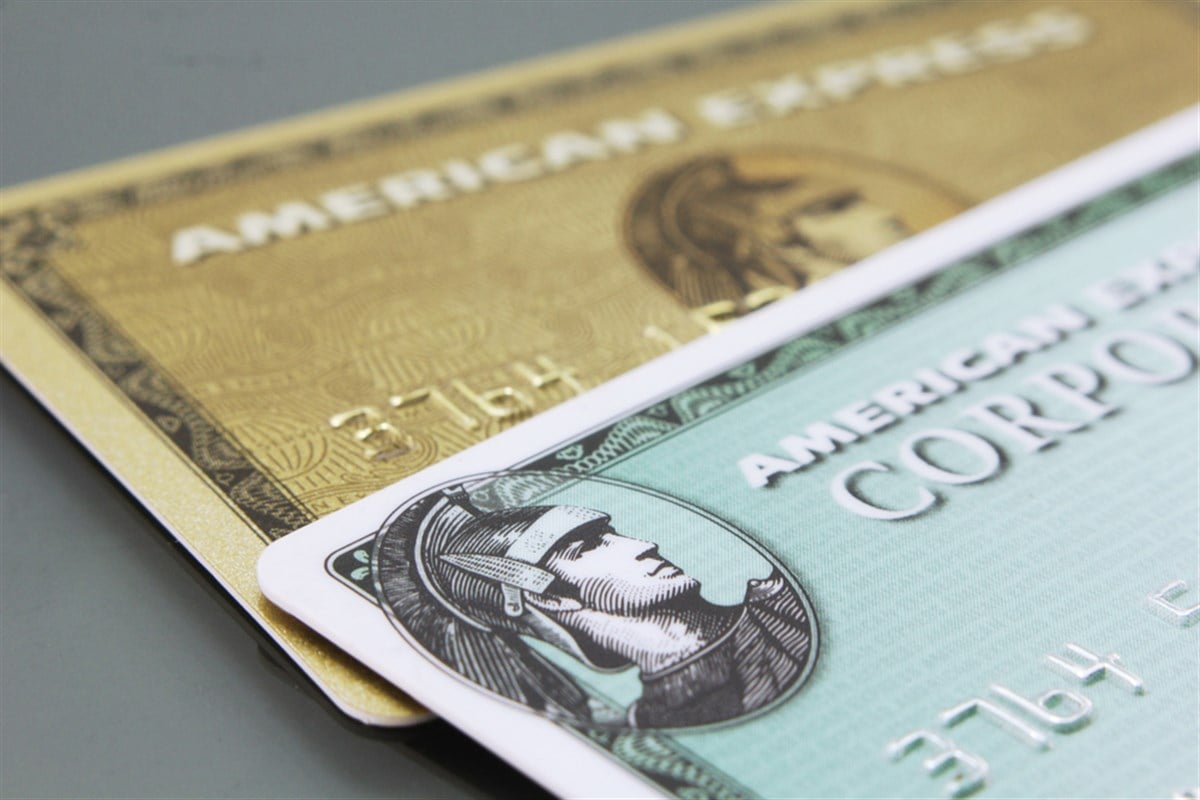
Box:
[370,474,818,729]
[624,150,968,313]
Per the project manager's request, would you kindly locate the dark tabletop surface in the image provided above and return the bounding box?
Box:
[0,3,744,797]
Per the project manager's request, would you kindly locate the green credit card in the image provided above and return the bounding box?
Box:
[259,109,1199,799]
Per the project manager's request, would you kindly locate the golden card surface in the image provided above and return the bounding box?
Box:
[1,0,1195,725]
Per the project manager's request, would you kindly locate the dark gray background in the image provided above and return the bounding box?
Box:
[0,2,746,797]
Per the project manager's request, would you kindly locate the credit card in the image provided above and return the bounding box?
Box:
[259,108,1200,797]
[2,0,1196,724]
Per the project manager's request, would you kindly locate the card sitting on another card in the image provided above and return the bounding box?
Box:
[3,0,1196,725]
[260,109,1200,798]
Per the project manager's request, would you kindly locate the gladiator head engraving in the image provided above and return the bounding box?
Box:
[626,151,969,311]
[374,480,817,729]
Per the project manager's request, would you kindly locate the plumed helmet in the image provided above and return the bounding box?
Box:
[415,486,611,627]
[371,483,621,723]
[626,154,858,307]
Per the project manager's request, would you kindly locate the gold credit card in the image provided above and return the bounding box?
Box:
[1,0,1195,725]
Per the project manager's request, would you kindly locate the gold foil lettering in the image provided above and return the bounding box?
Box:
[451,379,533,420]
[643,325,684,352]
[389,387,480,430]
[690,300,739,333]
[328,406,410,461]
[514,355,584,394]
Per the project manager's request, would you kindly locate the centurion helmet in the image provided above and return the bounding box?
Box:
[379,484,628,671]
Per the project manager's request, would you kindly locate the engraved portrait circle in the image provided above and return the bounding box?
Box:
[371,470,818,730]
[624,150,971,310]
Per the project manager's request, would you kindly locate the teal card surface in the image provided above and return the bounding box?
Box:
[260,110,1199,799]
